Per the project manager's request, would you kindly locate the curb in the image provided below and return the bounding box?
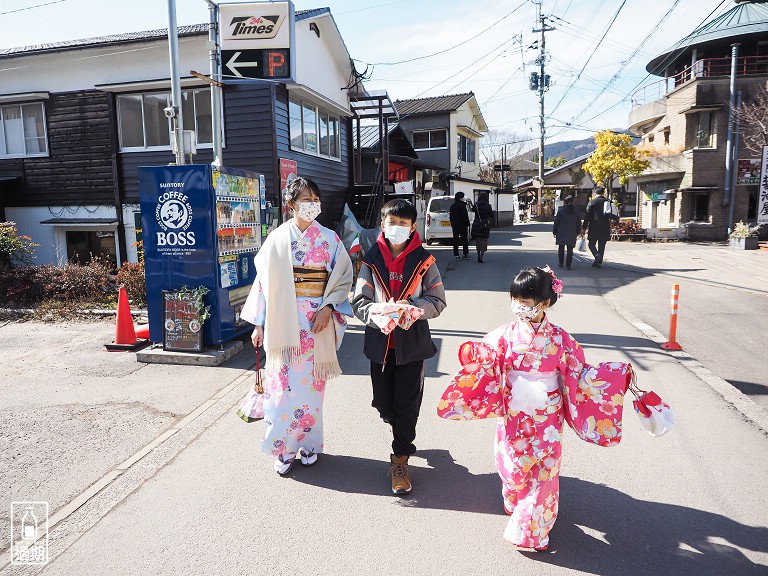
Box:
[599,287,768,436]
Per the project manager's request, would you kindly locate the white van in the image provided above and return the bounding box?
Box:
[424,195,474,245]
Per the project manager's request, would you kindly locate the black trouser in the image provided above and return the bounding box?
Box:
[588,238,607,264]
[452,226,469,257]
[558,244,574,267]
[370,350,425,456]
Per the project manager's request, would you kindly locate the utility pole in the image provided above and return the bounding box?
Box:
[206,0,223,166]
[531,1,554,219]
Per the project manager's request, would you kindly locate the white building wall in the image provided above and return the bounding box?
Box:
[293,14,352,112]
[0,37,210,93]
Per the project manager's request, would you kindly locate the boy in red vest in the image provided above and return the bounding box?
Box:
[352,199,447,494]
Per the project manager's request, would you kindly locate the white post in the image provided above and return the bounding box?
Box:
[206,0,223,165]
[167,0,185,165]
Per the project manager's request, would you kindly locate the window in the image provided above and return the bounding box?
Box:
[668,194,676,223]
[457,134,476,163]
[695,111,714,148]
[0,102,47,158]
[648,133,655,144]
[412,129,447,150]
[117,88,213,151]
[621,191,637,218]
[663,128,670,145]
[690,192,709,221]
[65,230,117,268]
[288,97,340,159]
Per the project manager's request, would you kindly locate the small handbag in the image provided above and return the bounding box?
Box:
[236,346,265,423]
[628,370,676,437]
[577,236,587,252]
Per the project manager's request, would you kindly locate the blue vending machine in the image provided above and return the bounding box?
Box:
[138,164,266,347]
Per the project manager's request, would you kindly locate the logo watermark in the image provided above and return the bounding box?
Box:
[10,501,49,565]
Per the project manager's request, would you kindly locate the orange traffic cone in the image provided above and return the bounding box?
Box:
[115,286,137,345]
[134,323,150,340]
[105,287,144,351]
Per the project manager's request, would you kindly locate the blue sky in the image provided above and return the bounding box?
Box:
[1,0,731,155]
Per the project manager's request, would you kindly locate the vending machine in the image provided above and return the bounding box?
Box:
[138,164,266,347]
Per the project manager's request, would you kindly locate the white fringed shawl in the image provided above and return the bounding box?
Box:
[254,221,352,380]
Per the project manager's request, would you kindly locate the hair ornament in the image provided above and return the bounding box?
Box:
[541,265,563,296]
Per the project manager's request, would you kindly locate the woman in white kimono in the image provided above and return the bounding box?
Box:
[241,177,353,475]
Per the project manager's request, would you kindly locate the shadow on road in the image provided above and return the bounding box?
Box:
[726,380,768,396]
[530,476,768,576]
[290,449,767,575]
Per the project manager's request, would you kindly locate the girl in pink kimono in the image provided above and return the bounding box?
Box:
[438,267,629,551]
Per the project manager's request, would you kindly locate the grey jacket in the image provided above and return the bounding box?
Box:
[553,207,582,246]
[352,242,447,365]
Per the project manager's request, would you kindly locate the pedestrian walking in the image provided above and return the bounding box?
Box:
[581,187,619,268]
[438,266,630,550]
[471,192,494,263]
[552,196,581,269]
[240,177,354,475]
[352,199,447,495]
[449,192,471,261]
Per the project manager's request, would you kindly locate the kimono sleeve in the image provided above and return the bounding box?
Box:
[437,326,505,420]
[559,330,631,447]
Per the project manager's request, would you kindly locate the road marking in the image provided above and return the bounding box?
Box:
[601,292,768,435]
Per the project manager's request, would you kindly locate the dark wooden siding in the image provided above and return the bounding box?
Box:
[275,84,352,229]
[0,91,114,206]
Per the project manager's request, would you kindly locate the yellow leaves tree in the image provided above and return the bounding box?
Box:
[583,130,649,196]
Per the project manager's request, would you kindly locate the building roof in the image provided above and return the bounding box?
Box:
[0,9,328,60]
[355,124,400,149]
[513,153,593,189]
[393,93,475,116]
[647,0,768,75]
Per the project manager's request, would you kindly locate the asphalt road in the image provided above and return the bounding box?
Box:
[1,227,767,575]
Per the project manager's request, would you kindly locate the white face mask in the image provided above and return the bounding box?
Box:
[296,201,321,222]
[384,225,412,245]
[511,301,541,323]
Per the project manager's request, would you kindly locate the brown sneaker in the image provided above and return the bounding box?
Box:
[390,455,412,495]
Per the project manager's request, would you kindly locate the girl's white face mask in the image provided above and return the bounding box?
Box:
[296,201,321,222]
[511,301,541,322]
[384,225,411,245]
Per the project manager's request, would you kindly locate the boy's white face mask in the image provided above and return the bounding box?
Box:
[384,225,411,245]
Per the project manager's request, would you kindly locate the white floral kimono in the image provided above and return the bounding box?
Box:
[241,220,352,461]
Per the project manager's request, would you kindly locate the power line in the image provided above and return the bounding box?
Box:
[547,0,629,119]
[1,0,66,15]
[553,0,685,128]
[355,0,528,67]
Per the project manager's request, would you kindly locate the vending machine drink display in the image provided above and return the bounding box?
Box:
[138,164,265,348]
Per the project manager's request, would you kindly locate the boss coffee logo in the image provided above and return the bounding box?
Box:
[155,183,196,248]
[227,15,283,40]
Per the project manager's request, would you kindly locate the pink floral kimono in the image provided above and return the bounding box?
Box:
[437,316,631,550]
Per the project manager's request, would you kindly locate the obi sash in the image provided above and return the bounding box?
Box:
[293,266,328,298]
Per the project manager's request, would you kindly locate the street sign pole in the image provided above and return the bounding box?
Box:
[167,0,185,165]
[206,0,223,166]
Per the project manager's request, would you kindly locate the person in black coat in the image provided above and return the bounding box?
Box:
[449,192,471,261]
[471,193,494,263]
[552,196,581,269]
[581,187,619,268]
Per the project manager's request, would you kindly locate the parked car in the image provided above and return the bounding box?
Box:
[424,195,474,245]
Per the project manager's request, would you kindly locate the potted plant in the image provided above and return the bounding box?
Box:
[729,221,759,250]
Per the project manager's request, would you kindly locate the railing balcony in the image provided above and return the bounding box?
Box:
[631,55,768,107]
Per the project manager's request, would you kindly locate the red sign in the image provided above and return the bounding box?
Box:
[279,158,297,222]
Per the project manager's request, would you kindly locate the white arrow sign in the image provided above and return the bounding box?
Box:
[226,52,259,78]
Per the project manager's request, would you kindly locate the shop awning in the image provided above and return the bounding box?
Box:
[41,218,118,226]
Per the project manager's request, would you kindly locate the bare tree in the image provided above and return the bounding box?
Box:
[739,86,768,156]
[479,130,530,187]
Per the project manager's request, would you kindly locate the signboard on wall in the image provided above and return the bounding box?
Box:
[219,1,295,80]
[737,158,762,185]
[280,158,297,223]
[758,146,768,225]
